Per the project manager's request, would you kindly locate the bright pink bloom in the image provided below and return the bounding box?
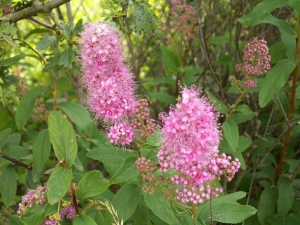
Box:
[158,86,240,204]
[107,121,134,145]
[81,22,136,121]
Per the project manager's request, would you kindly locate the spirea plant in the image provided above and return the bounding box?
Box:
[0,0,300,225]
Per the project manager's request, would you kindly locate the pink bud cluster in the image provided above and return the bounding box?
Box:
[157,86,240,204]
[18,186,76,224]
[170,0,197,40]
[131,99,156,139]
[81,22,136,122]
[17,186,46,215]
[235,37,271,88]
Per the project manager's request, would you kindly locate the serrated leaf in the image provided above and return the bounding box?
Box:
[160,45,180,74]
[48,111,77,167]
[16,87,48,129]
[259,59,296,107]
[87,147,136,175]
[198,192,247,219]
[0,128,11,148]
[199,202,256,224]
[58,48,74,69]
[281,29,296,60]
[236,104,254,115]
[0,20,18,48]
[228,112,255,124]
[238,136,252,152]
[73,215,98,225]
[133,201,149,225]
[56,77,72,91]
[257,185,277,225]
[133,3,158,35]
[144,191,177,224]
[206,91,228,114]
[58,102,97,137]
[47,167,73,204]
[73,19,83,36]
[1,146,28,160]
[35,36,56,51]
[77,171,109,200]
[148,92,176,104]
[0,165,16,206]
[222,121,239,151]
[110,157,139,184]
[32,129,51,174]
[278,176,294,215]
[112,184,141,222]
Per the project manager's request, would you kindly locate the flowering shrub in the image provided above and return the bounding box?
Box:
[0,1,299,225]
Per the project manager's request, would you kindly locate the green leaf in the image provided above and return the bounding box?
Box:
[76,171,109,200]
[237,0,288,26]
[251,14,295,36]
[235,104,254,115]
[47,167,73,205]
[32,129,51,174]
[73,215,98,225]
[143,78,174,85]
[15,87,48,129]
[222,121,239,151]
[133,3,158,35]
[1,146,29,160]
[259,59,296,107]
[112,184,141,222]
[199,202,256,224]
[267,213,300,225]
[58,102,97,137]
[0,165,16,206]
[278,176,294,215]
[289,0,300,12]
[73,19,83,36]
[35,36,57,51]
[133,201,149,225]
[257,185,277,225]
[281,29,296,60]
[160,45,180,74]
[58,48,74,69]
[198,192,247,220]
[110,157,139,184]
[0,55,27,67]
[143,191,177,224]
[269,41,285,63]
[148,92,176,104]
[145,129,162,146]
[206,91,228,114]
[228,112,255,124]
[0,128,11,148]
[56,77,72,91]
[87,147,136,175]
[2,133,21,149]
[238,136,252,152]
[48,111,77,167]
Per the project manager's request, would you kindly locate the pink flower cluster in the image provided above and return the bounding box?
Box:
[235,37,271,88]
[170,0,197,40]
[107,121,134,145]
[157,86,240,204]
[18,186,76,224]
[17,186,46,215]
[81,22,136,122]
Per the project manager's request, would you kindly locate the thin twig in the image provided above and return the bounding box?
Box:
[0,152,32,170]
[29,16,56,30]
